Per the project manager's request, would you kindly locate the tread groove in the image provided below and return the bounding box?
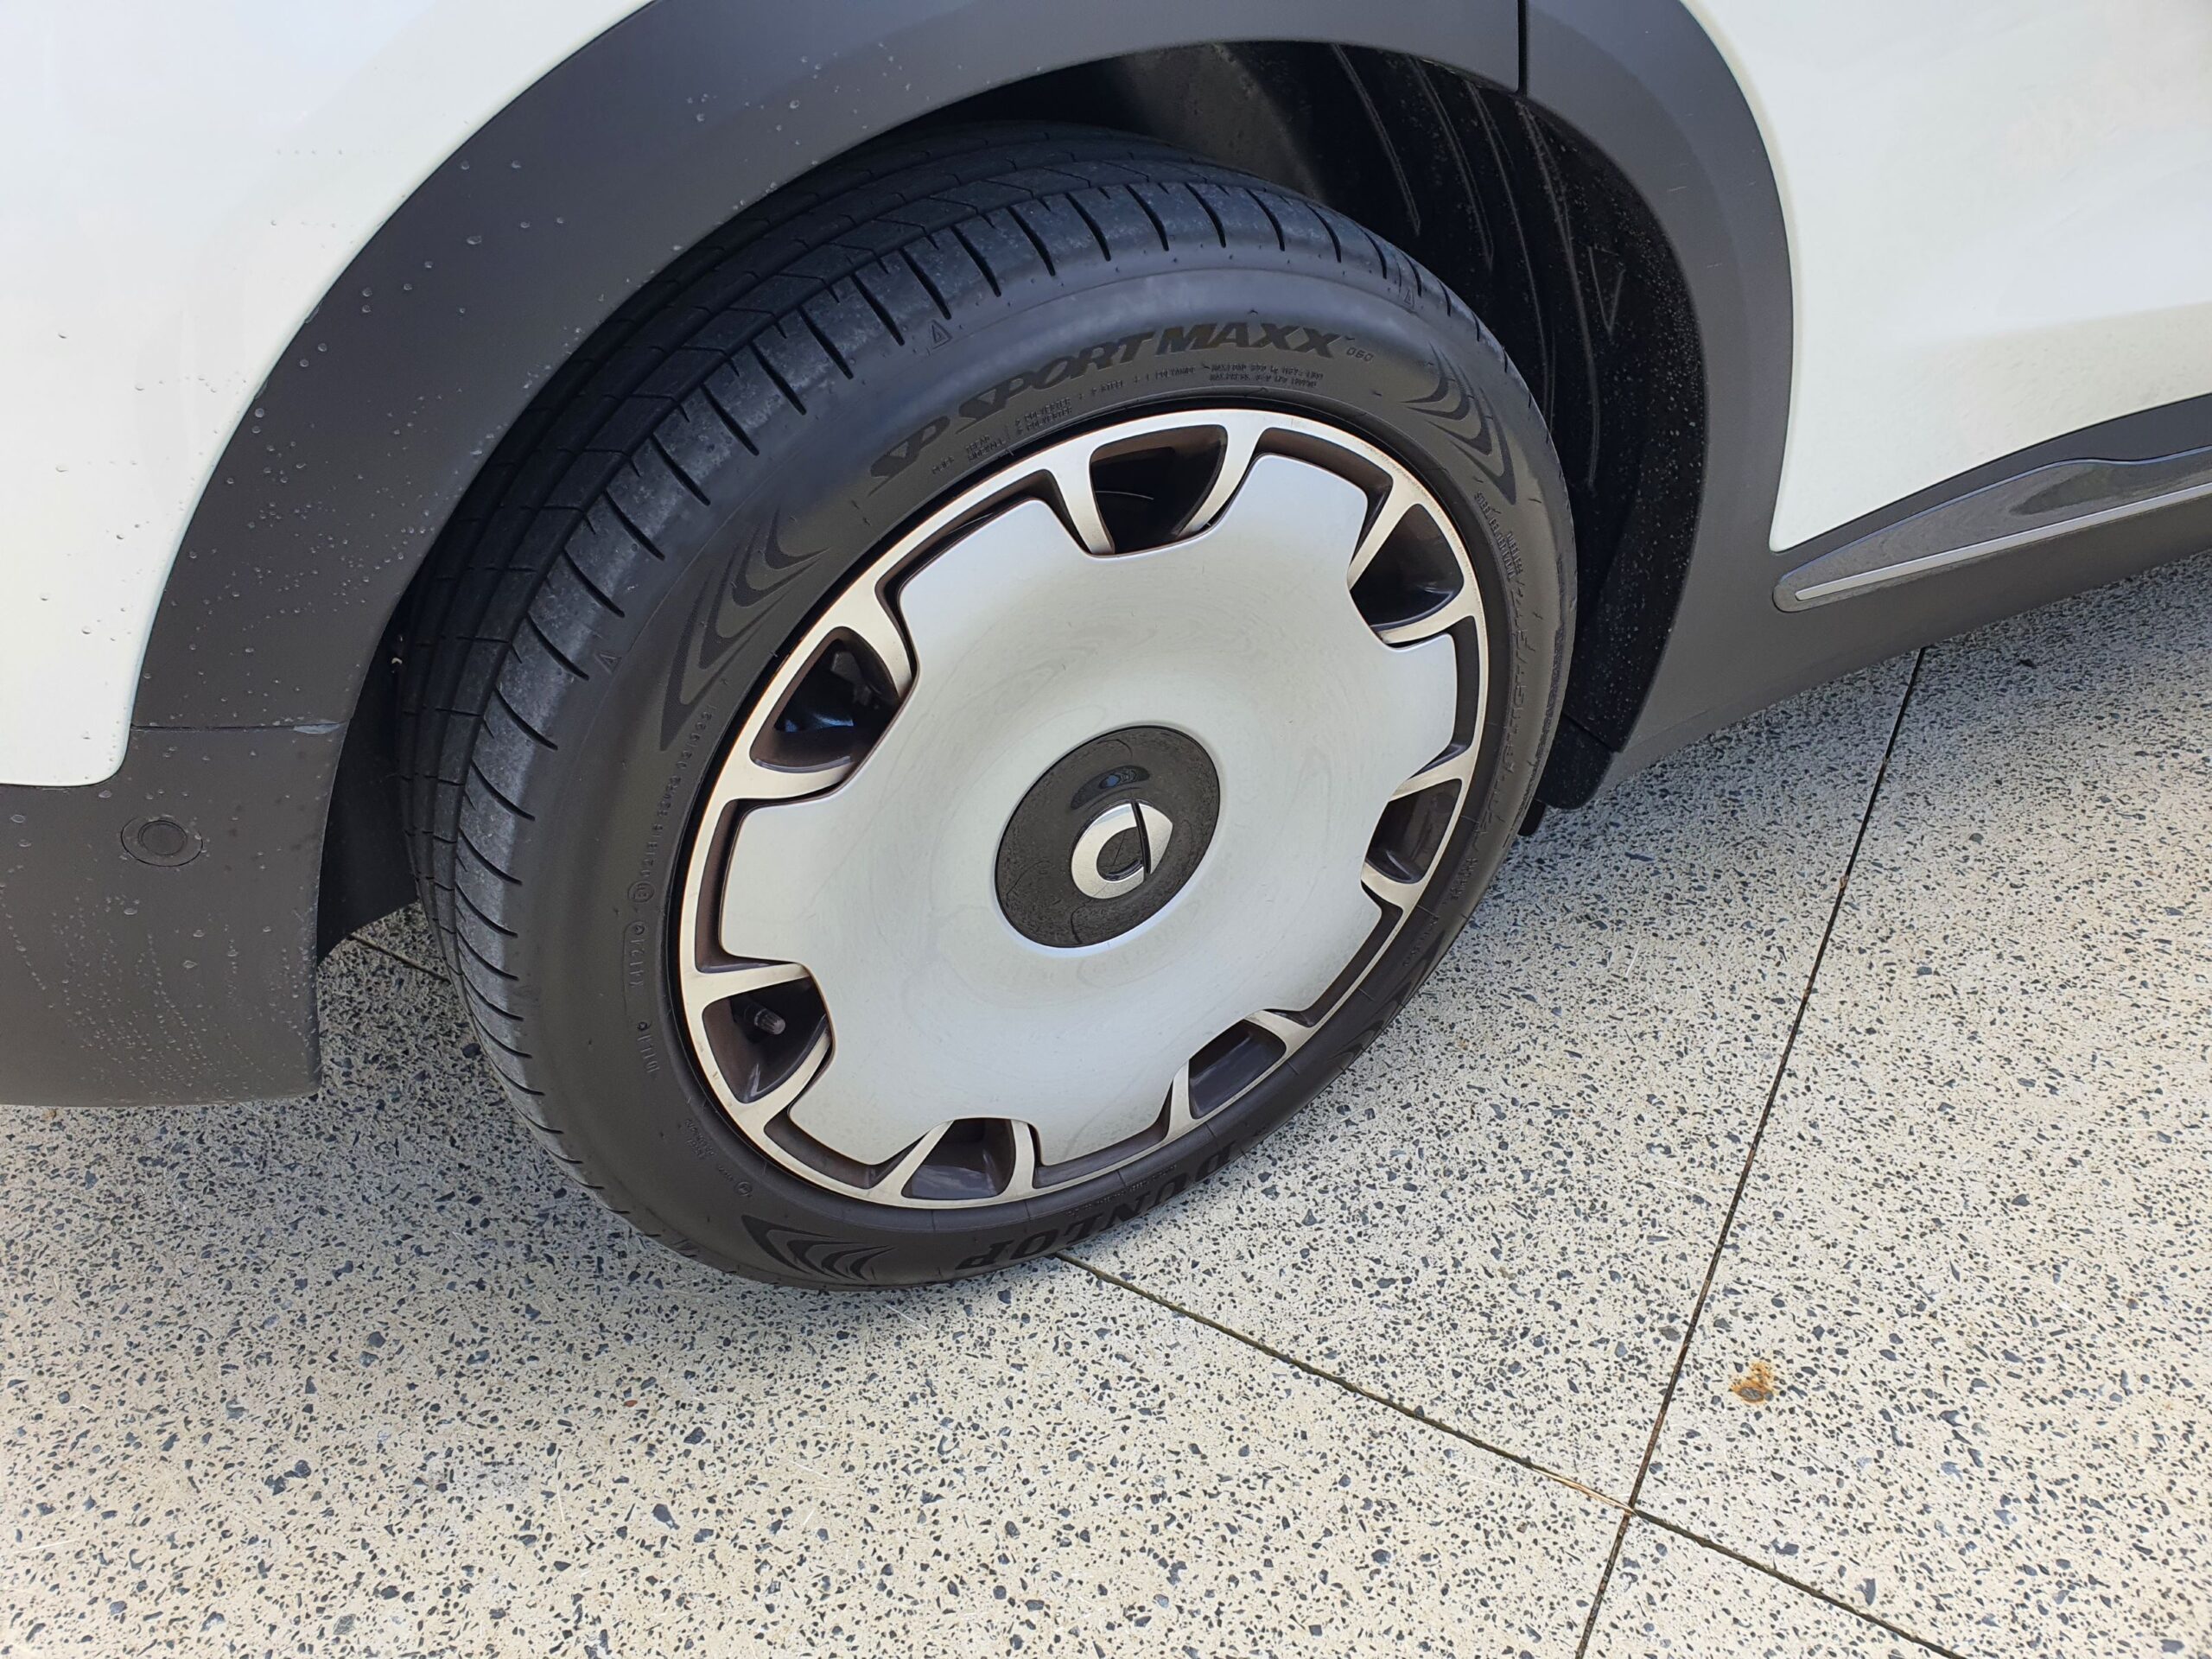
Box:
[1007,203,1058,275]
[467,760,537,822]
[648,432,713,505]
[461,976,527,1025]
[454,882,520,938]
[1244,187,1287,251]
[1126,185,1170,251]
[850,270,906,345]
[1186,182,1228,246]
[1318,208,1346,264]
[797,303,856,377]
[474,1023,535,1063]
[456,826,521,885]
[1066,194,1116,261]
[751,340,809,412]
[602,480,669,558]
[455,927,521,984]
[700,380,763,454]
[559,544,628,616]
[493,687,558,750]
[949,223,1001,295]
[899,247,952,318]
[524,613,591,682]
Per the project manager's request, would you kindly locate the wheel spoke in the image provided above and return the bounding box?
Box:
[1175,412,1271,537]
[876,1121,953,1200]
[706,749,862,809]
[1360,861,1426,914]
[709,1020,831,1131]
[1163,1062,1196,1136]
[1244,1007,1318,1058]
[1041,452,1115,555]
[1001,1122,1040,1199]
[679,954,808,1007]
[1348,474,1424,587]
[1374,589,1480,647]
[1390,743,1478,802]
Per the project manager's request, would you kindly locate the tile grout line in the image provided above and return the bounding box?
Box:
[1070,1244,1964,1659]
[1572,647,1930,1658]
[1054,1251,1629,1513]
[1067,1255,1961,1656]
[347,934,449,983]
[1578,1507,1638,1650]
[1632,1510,1965,1658]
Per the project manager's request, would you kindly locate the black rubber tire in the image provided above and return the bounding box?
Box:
[395,123,1573,1286]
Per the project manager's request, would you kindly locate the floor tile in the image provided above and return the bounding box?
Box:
[1587,1519,1944,1658]
[1643,560,2212,1656]
[0,943,1617,1656]
[1071,659,1915,1493]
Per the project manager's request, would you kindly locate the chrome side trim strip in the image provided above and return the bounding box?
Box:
[1776,444,2212,611]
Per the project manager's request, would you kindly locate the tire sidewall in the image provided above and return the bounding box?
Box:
[515,254,1572,1283]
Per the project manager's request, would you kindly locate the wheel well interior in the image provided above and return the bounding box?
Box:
[950,45,1707,804]
[324,41,1707,945]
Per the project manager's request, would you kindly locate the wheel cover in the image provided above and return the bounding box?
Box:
[676,409,1489,1207]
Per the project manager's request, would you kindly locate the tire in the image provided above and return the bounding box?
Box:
[395,123,1573,1286]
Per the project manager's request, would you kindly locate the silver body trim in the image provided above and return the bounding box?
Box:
[1777,445,2212,611]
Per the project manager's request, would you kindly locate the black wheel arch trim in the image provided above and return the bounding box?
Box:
[1518,0,1795,802]
[136,0,1812,756]
[137,0,1516,728]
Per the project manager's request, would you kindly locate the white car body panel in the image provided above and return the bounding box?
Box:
[2,0,2209,785]
[0,1,646,788]
[1688,0,2212,550]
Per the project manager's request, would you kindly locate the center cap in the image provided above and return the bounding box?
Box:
[995,726,1220,948]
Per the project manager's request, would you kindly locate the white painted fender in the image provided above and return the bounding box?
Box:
[1688,0,2212,550]
[0,1,647,786]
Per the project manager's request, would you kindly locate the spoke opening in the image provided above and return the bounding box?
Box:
[1368,772,1464,890]
[749,630,900,777]
[1350,498,1464,638]
[1086,426,1233,552]
[1189,1020,1290,1117]
[694,970,829,1106]
[898,1117,1032,1202]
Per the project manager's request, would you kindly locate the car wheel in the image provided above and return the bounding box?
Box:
[396,124,1573,1285]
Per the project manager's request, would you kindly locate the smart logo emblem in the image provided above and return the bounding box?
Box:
[1070,801,1175,899]
[995,727,1221,948]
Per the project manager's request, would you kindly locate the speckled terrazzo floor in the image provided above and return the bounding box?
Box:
[5,557,2209,1657]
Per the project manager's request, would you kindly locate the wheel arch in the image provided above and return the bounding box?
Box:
[135,0,1785,941]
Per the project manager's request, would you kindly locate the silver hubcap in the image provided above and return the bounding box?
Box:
[676,409,1489,1207]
